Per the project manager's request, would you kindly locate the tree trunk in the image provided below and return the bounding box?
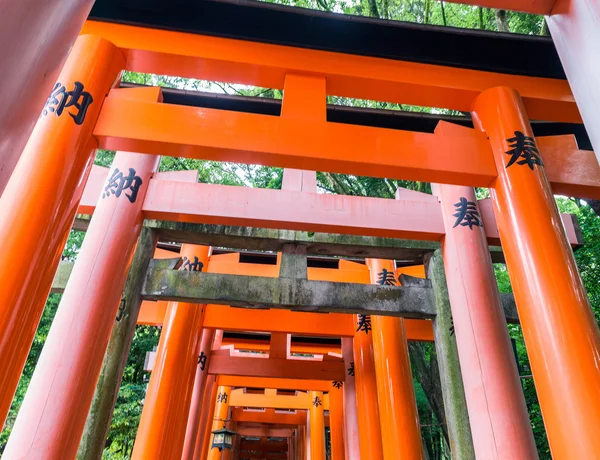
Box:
[495,9,510,32]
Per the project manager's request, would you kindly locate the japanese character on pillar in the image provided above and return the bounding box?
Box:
[41,81,93,125]
[312,396,323,407]
[180,256,204,272]
[216,392,228,404]
[102,168,143,204]
[347,362,355,376]
[332,381,343,389]
[452,197,483,230]
[449,314,455,336]
[198,352,207,371]
[377,268,397,286]
[505,131,544,170]
[356,314,372,334]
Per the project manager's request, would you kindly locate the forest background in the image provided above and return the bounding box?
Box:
[1,1,599,459]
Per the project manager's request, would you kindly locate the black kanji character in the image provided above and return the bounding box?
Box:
[505,131,544,170]
[348,362,355,376]
[198,351,207,371]
[312,396,323,407]
[452,197,483,230]
[217,392,228,403]
[42,81,93,125]
[356,314,372,334]
[377,268,397,286]
[332,381,343,389]
[102,168,143,203]
[181,256,204,272]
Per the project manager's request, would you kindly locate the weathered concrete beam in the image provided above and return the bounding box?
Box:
[141,260,436,318]
[51,259,521,322]
[74,217,513,263]
[145,220,439,262]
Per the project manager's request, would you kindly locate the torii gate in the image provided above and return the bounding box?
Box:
[0,3,600,459]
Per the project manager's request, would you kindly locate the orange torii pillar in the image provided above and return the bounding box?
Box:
[298,425,307,460]
[367,259,423,459]
[0,0,97,196]
[341,338,360,459]
[194,331,224,459]
[472,86,600,458]
[182,328,218,459]
[200,376,220,460]
[353,315,384,458]
[309,391,326,460]
[132,244,210,459]
[3,89,160,458]
[0,35,124,429]
[328,382,345,460]
[207,386,233,460]
[432,178,537,459]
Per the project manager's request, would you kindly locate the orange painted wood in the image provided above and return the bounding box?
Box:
[4,87,161,459]
[81,20,579,122]
[94,97,497,186]
[218,376,332,392]
[208,355,345,381]
[0,0,97,195]
[309,391,326,460]
[182,329,215,460]
[472,86,600,459]
[231,408,307,426]
[0,35,125,433]
[207,386,232,460]
[229,390,311,410]
[369,260,423,459]
[329,384,345,460]
[353,319,384,458]
[132,245,209,460]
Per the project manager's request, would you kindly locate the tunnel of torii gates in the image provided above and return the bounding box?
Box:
[3,1,600,460]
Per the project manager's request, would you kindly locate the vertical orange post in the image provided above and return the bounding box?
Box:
[4,87,159,459]
[328,382,345,460]
[132,245,210,460]
[368,259,424,459]
[341,338,360,459]
[207,385,232,460]
[297,425,306,460]
[472,86,600,459]
[353,318,384,459]
[182,328,217,460]
[0,0,97,195]
[309,391,326,460]
[0,35,124,429]
[199,376,219,460]
[433,171,537,458]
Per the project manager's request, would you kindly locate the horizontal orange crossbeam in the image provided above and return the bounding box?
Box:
[208,354,346,381]
[80,165,584,245]
[229,389,329,411]
[231,408,310,426]
[217,376,333,392]
[236,426,292,438]
[94,97,497,187]
[81,20,579,122]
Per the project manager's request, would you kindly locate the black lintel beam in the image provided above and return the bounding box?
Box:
[91,0,565,79]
